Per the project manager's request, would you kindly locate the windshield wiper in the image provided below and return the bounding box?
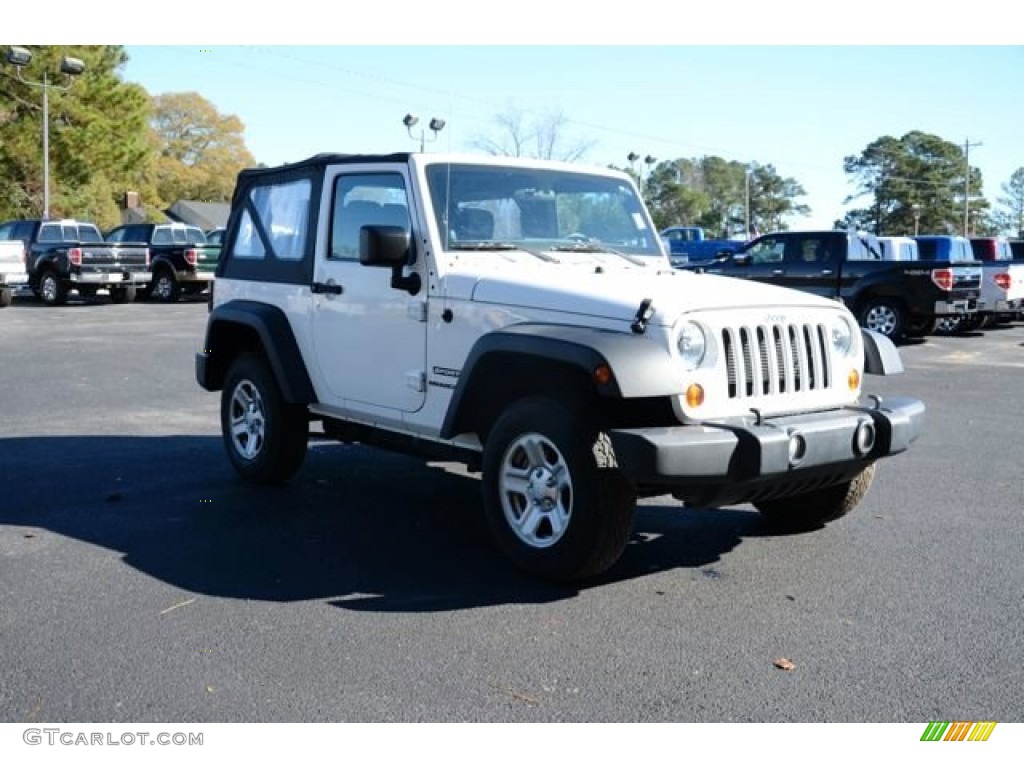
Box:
[449,241,560,263]
[549,243,647,267]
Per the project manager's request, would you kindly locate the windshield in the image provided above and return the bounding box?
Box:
[424,163,662,257]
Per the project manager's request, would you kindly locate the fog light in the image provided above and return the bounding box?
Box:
[788,432,806,465]
[854,420,876,456]
[685,383,704,408]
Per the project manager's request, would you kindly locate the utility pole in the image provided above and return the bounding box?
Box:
[963,138,982,237]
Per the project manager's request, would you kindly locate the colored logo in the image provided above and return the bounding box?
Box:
[921,722,997,742]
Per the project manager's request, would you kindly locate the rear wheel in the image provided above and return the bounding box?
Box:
[481,397,637,582]
[109,285,137,304]
[38,270,67,306]
[935,315,964,335]
[755,464,876,529]
[903,316,937,337]
[151,268,180,302]
[859,299,903,341]
[221,354,308,484]
[0,287,11,307]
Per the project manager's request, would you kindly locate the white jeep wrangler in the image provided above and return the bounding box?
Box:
[196,153,925,581]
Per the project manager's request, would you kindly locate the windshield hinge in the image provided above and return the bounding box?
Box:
[631,298,655,334]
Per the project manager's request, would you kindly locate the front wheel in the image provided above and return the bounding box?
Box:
[755,464,876,529]
[220,354,309,484]
[481,397,637,582]
[859,300,903,341]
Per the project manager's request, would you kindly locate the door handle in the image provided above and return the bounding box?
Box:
[771,269,784,275]
[311,281,343,295]
[820,269,834,276]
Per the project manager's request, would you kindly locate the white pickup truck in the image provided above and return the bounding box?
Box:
[0,239,27,307]
[196,152,926,581]
[969,237,1024,327]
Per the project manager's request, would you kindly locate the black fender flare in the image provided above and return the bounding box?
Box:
[200,300,317,404]
[861,328,904,375]
[439,323,679,439]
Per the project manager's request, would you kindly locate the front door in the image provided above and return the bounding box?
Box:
[310,165,427,413]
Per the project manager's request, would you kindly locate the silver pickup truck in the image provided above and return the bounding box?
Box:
[0,239,28,307]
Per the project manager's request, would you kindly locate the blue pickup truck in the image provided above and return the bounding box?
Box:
[660,226,746,267]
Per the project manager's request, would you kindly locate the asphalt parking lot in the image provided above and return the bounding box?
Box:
[1,295,1022,722]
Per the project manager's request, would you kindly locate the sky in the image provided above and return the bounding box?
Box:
[43,2,1024,231]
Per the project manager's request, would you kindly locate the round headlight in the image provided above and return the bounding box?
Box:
[677,321,707,370]
[831,316,854,357]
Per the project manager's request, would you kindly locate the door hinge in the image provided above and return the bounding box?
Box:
[406,370,426,392]
[407,299,428,322]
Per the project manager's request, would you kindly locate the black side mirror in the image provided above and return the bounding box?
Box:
[360,225,420,295]
[715,248,735,262]
[731,253,749,265]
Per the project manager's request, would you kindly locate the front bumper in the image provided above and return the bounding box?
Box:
[610,395,925,506]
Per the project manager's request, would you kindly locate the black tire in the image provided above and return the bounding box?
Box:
[151,268,180,302]
[481,397,637,582]
[38,270,67,306]
[755,464,876,529]
[935,315,964,335]
[77,286,99,299]
[109,285,137,304]
[0,287,11,308]
[220,354,309,484]
[960,314,984,332]
[858,299,903,341]
[903,316,937,337]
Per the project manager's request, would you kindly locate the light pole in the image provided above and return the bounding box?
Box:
[4,46,85,219]
[626,151,639,178]
[403,113,445,152]
[912,204,921,236]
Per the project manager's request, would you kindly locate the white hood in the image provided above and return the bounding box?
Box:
[442,253,841,325]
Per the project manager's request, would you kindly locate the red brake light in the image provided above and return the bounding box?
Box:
[930,268,953,291]
[68,247,82,266]
[145,247,151,268]
[993,273,1012,291]
[20,248,27,266]
[184,248,198,266]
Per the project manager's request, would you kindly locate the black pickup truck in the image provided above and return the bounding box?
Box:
[0,219,152,306]
[691,230,982,340]
[106,223,221,302]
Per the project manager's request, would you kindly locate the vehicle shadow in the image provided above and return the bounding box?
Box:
[0,435,789,612]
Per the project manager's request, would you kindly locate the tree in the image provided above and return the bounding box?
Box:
[0,45,153,228]
[840,131,987,236]
[150,91,255,205]
[642,157,807,236]
[471,105,593,162]
[993,167,1024,238]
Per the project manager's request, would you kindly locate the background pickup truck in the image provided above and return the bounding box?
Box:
[660,226,746,267]
[0,219,151,306]
[105,222,221,302]
[968,236,1024,326]
[0,239,27,307]
[695,230,981,340]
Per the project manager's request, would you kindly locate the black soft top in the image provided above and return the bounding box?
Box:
[236,153,412,185]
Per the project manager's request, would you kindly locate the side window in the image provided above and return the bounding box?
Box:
[787,237,831,264]
[107,228,125,243]
[746,237,785,265]
[241,178,311,262]
[329,173,411,261]
[152,227,173,245]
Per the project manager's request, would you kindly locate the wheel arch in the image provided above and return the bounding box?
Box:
[439,324,679,440]
[200,300,318,404]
